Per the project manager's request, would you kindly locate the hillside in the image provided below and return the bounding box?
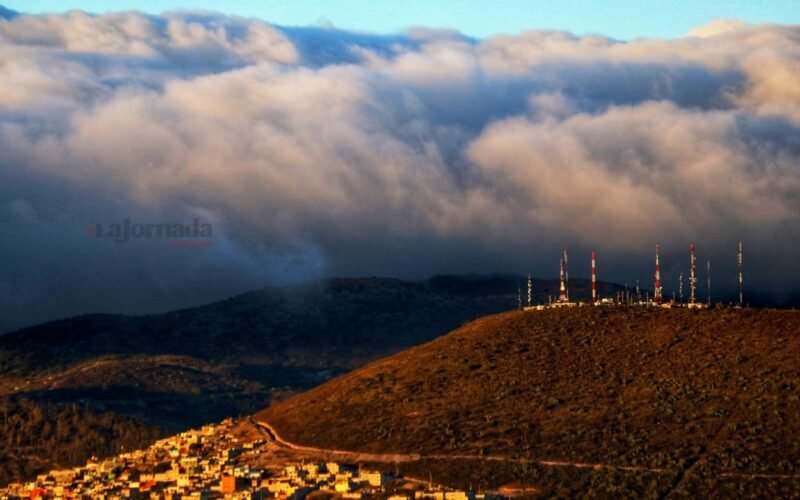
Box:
[0,274,620,486]
[258,307,800,496]
[0,397,164,484]
[0,276,520,421]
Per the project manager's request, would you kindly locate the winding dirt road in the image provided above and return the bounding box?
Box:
[251,417,668,474]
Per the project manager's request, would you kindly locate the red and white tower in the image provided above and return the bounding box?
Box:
[559,257,568,302]
[654,244,663,304]
[563,245,569,301]
[689,243,697,305]
[591,250,597,304]
[738,241,743,307]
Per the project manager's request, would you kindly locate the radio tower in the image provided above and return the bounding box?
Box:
[738,241,744,307]
[689,243,697,305]
[563,245,569,301]
[527,273,532,307]
[558,257,568,302]
[679,272,684,304]
[591,250,597,304]
[654,244,663,305]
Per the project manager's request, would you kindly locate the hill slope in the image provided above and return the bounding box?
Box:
[2,274,617,485]
[258,307,800,496]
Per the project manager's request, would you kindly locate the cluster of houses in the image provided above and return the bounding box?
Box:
[0,418,504,499]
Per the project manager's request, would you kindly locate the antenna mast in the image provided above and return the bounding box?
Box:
[563,245,569,301]
[689,243,697,305]
[527,273,532,307]
[654,244,663,305]
[558,257,568,302]
[738,241,743,307]
[591,250,597,304]
[707,257,711,306]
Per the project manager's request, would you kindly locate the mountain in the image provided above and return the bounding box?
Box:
[257,307,800,497]
[0,274,619,485]
[0,6,17,19]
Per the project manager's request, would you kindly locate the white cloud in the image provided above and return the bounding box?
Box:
[0,11,799,328]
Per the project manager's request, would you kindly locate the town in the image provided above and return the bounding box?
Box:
[0,418,504,499]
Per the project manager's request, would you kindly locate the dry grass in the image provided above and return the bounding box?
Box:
[259,307,800,495]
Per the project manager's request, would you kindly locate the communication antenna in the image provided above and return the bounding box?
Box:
[679,272,684,304]
[738,241,744,307]
[527,273,532,307]
[635,279,641,304]
[592,250,597,304]
[558,258,568,302]
[707,257,711,306]
[563,245,569,301]
[689,243,697,305]
[654,244,663,304]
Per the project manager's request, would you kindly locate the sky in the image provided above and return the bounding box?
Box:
[0,4,799,331]
[3,0,800,40]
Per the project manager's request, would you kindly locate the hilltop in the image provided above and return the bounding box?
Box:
[258,307,800,496]
[1,274,619,485]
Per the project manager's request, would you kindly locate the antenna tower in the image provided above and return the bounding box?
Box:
[527,273,532,307]
[689,243,697,305]
[563,245,569,301]
[738,241,743,307]
[654,244,663,304]
[591,250,597,304]
[558,258,568,302]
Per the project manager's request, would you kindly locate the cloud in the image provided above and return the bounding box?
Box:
[688,19,748,38]
[1,10,800,329]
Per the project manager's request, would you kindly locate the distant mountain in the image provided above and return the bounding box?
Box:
[0,274,619,485]
[258,307,800,497]
[0,6,18,19]
[0,275,622,377]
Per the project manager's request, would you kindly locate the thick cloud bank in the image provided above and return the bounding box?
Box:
[1,9,799,329]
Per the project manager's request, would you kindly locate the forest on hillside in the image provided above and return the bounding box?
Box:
[0,397,164,486]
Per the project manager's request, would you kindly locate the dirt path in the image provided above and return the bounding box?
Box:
[251,417,669,473]
[248,417,800,486]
